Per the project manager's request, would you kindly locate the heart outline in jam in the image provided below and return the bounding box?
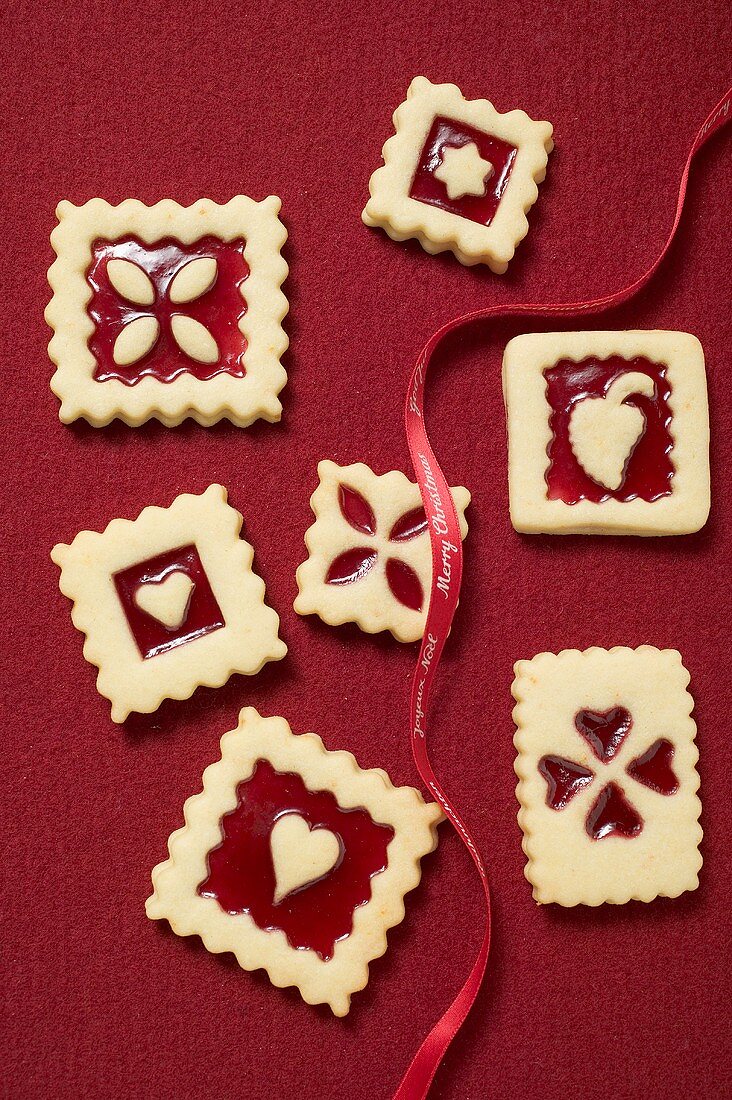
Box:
[538,708,680,842]
[114,544,226,660]
[538,755,595,810]
[626,738,679,795]
[198,760,394,959]
[585,781,643,840]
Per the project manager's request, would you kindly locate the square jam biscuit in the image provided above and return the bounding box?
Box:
[146,708,442,1015]
[52,486,286,722]
[513,647,702,906]
[363,77,553,272]
[294,460,470,643]
[46,196,288,426]
[503,330,710,534]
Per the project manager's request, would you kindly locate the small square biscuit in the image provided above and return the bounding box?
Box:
[46,196,288,426]
[146,708,442,1015]
[503,330,710,534]
[363,76,553,272]
[294,460,470,643]
[52,485,286,721]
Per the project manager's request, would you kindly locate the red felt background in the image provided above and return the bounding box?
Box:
[2,2,731,1097]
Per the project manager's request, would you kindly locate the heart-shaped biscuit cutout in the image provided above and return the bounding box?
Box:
[270,813,342,905]
[568,371,656,491]
[134,571,195,630]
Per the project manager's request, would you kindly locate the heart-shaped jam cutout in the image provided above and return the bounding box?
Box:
[626,738,678,795]
[585,781,643,840]
[575,706,633,763]
[270,813,342,904]
[539,755,595,809]
[134,570,194,630]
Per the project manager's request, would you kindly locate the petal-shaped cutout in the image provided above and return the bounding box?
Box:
[585,782,643,840]
[385,557,423,611]
[389,507,428,542]
[626,738,678,795]
[325,548,377,585]
[112,315,160,366]
[106,258,155,305]
[169,256,218,304]
[538,755,595,810]
[170,314,219,364]
[338,485,376,535]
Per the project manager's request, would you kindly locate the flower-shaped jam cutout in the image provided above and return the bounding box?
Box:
[539,706,679,840]
[87,236,249,385]
[325,484,428,611]
[409,116,517,227]
[544,355,674,505]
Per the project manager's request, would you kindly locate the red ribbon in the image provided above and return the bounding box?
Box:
[396,87,731,1099]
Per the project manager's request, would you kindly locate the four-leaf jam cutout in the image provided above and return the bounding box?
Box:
[47,196,289,427]
[294,461,470,643]
[539,706,679,840]
[88,237,249,385]
[326,484,427,612]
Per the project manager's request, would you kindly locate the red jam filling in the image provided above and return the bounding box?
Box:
[541,708,680,840]
[539,755,595,809]
[198,760,394,960]
[88,236,249,385]
[390,508,428,542]
[626,738,678,795]
[114,544,225,660]
[544,356,673,504]
[339,484,376,535]
[326,483,427,612]
[585,781,643,840]
[574,707,633,763]
[385,557,423,612]
[409,116,517,226]
[326,548,377,585]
